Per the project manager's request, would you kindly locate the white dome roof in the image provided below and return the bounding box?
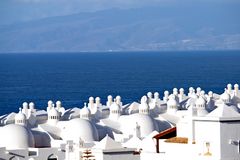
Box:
[116,95,121,100]
[189,87,194,92]
[22,102,28,109]
[147,92,153,98]
[89,97,94,101]
[200,90,205,96]
[110,102,121,111]
[173,88,178,96]
[164,90,169,95]
[234,84,239,88]
[108,95,113,100]
[179,88,184,92]
[167,95,177,107]
[119,114,158,138]
[154,92,159,98]
[195,96,206,106]
[29,102,35,109]
[196,87,201,92]
[188,87,194,91]
[56,101,61,106]
[61,118,98,142]
[208,91,213,96]
[227,83,232,88]
[48,100,53,105]
[173,88,178,92]
[0,124,34,149]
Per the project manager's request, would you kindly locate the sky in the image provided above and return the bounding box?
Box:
[1,0,240,25]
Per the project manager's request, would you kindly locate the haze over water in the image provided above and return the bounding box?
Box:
[0,51,239,114]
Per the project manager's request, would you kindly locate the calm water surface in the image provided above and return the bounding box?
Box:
[0,51,239,114]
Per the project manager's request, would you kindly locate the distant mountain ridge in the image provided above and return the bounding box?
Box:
[0,6,240,52]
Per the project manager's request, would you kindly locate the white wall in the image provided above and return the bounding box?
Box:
[159,141,199,160]
[0,148,27,160]
[176,118,189,137]
[103,153,140,160]
[34,148,65,160]
[91,149,140,160]
[0,147,65,160]
[194,120,221,159]
[220,121,240,160]
[140,152,165,160]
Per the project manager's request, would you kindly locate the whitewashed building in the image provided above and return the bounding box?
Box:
[0,84,239,160]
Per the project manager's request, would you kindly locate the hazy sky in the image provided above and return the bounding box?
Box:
[1,0,240,25]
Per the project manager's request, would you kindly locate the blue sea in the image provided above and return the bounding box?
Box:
[0,51,239,114]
